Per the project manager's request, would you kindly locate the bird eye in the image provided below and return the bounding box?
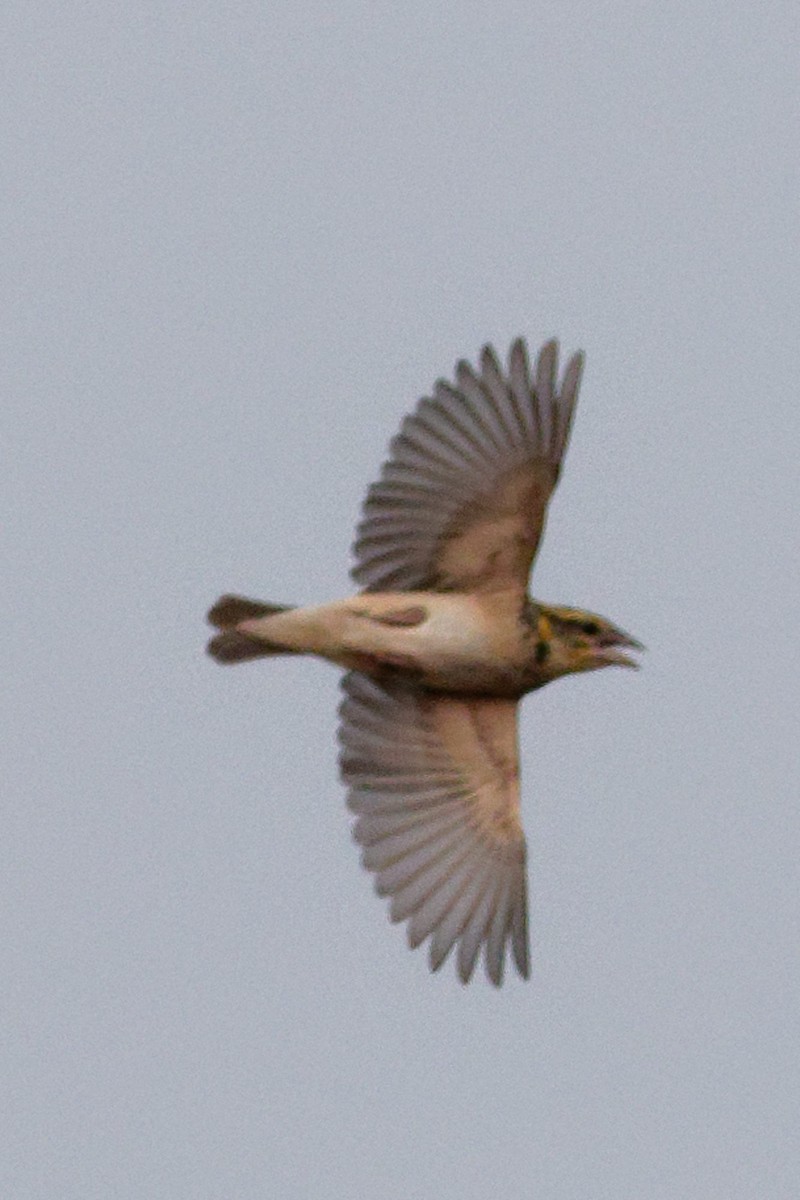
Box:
[581,621,600,636]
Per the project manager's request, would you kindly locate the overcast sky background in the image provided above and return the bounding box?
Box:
[5,3,800,1197]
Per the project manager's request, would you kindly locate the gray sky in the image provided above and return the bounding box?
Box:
[5,2,800,1197]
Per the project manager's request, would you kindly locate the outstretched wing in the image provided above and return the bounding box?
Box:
[338,672,529,985]
[352,338,584,595]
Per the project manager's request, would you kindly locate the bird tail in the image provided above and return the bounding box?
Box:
[206,594,298,664]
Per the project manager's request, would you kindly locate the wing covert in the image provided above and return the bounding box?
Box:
[352,338,584,595]
[338,672,529,985]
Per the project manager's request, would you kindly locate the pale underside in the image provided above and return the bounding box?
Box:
[340,339,584,983]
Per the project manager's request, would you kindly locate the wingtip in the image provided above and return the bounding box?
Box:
[486,959,505,988]
[479,342,503,376]
[508,335,529,368]
[535,336,559,372]
[514,947,531,981]
[560,349,586,416]
[564,347,585,380]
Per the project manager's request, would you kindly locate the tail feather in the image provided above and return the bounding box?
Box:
[206,593,298,665]
[208,594,292,630]
[208,629,288,664]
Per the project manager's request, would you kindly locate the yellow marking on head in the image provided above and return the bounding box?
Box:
[548,605,592,624]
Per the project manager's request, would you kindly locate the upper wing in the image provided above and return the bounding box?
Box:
[352,338,584,595]
[339,672,529,986]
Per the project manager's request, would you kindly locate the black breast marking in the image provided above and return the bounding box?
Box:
[520,597,539,635]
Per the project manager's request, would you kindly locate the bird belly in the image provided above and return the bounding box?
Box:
[340,594,527,696]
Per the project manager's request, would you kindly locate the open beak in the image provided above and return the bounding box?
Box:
[596,626,645,670]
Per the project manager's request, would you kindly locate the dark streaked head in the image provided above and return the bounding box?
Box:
[534,604,644,679]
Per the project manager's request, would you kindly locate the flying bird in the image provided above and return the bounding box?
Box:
[206,338,642,985]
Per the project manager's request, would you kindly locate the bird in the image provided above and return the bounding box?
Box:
[205,337,642,986]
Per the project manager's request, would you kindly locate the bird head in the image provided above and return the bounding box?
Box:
[533,605,643,680]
